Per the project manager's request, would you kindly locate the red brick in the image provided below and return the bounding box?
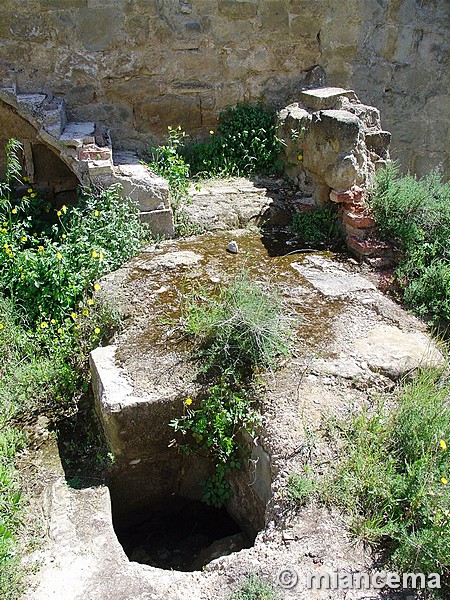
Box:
[347,235,393,258]
[343,210,376,229]
[330,185,363,204]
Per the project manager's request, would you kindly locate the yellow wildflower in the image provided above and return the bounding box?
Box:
[57,328,63,334]
[20,274,24,280]
[40,322,48,329]
[62,233,66,239]
[0,323,3,330]
[11,208,17,214]
[209,130,214,135]
[62,205,67,213]
[21,236,27,242]
[18,266,23,271]
[185,398,193,406]
[30,193,36,198]
[2,222,6,227]
[71,312,77,320]
[92,250,98,258]
[51,319,56,324]
[56,252,62,260]
[38,246,44,253]
[57,210,62,217]
[440,439,447,451]
[23,176,29,182]
[94,210,99,217]
[94,327,100,334]
[27,188,33,194]
[442,477,448,485]
[87,298,94,306]
[98,252,104,260]
[94,283,100,291]
[82,309,89,316]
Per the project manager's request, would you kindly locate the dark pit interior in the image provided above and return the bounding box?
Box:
[112,496,255,571]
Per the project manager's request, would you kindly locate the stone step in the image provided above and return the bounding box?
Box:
[299,87,358,111]
[140,208,174,237]
[60,122,96,148]
[112,151,170,212]
[41,95,67,138]
[16,93,47,112]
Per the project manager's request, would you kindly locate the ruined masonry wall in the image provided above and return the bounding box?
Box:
[0,0,448,178]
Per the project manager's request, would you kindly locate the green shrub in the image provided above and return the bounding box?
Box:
[182,274,292,373]
[326,368,450,594]
[184,102,282,178]
[1,181,145,327]
[292,204,342,247]
[227,573,280,600]
[369,164,450,329]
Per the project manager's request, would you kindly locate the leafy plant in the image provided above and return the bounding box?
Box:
[0,178,145,327]
[324,368,450,595]
[292,204,343,247]
[369,163,450,330]
[184,102,282,178]
[171,274,292,507]
[171,374,260,507]
[147,126,190,204]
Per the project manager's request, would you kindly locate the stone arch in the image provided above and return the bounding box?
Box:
[0,95,80,205]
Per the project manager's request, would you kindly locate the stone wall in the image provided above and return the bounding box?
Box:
[0,0,448,178]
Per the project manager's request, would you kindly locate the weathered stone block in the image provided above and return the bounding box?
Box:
[299,87,358,111]
[218,1,258,19]
[365,130,391,150]
[41,0,87,8]
[260,2,289,31]
[139,209,174,237]
[77,8,124,51]
[135,94,201,135]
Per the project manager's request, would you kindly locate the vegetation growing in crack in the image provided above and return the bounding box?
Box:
[369,163,450,332]
[226,573,280,600]
[0,139,148,599]
[171,274,293,507]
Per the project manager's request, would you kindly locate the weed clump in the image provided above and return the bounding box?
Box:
[182,274,292,373]
[227,573,280,600]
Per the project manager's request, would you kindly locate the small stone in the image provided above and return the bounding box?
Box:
[227,240,238,254]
